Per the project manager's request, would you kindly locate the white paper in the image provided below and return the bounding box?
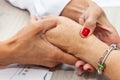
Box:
[0,64,52,80]
[93,0,120,7]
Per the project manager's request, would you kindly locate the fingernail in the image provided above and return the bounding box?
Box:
[79,65,83,68]
[81,28,90,37]
[87,68,91,72]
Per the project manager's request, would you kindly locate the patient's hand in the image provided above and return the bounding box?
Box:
[45,16,83,56]
[44,16,96,57]
[44,16,86,74]
[44,16,104,73]
[44,16,108,75]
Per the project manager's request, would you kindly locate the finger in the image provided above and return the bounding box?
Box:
[77,68,84,76]
[31,16,38,21]
[34,16,58,34]
[41,15,58,20]
[96,22,112,32]
[16,16,58,37]
[75,60,85,76]
[57,50,78,65]
[79,15,85,26]
[27,15,58,34]
[75,60,86,68]
[14,16,38,35]
[41,16,47,19]
[80,17,97,38]
[96,22,120,44]
[39,36,78,66]
[83,63,95,72]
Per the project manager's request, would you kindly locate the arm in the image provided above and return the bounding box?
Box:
[0,17,77,68]
[8,0,120,45]
[8,0,94,74]
[61,0,120,45]
[44,16,120,79]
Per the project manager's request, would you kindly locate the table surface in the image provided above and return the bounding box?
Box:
[0,0,120,80]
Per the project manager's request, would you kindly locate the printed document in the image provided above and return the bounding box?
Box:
[0,64,52,80]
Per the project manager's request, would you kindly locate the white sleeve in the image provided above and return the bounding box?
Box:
[8,0,71,18]
[36,0,71,16]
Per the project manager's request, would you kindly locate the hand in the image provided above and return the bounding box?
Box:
[44,16,97,74]
[75,1,120,74]
[61,0,120,74]
[61,0,94,74]
[4,16,78,67]
[43,16,120,80]
[78,1,120,44]
[61,0,120,46]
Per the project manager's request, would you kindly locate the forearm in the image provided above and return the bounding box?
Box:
[72,36,119,79]
[45,18,120,79]
[74,38,120,79]
[45,19,107,67]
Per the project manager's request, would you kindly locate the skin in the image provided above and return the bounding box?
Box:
[61,0,120,43]
[0,16,78,67]
[44,16,120,80]
[8,0,120,74]
[1,0,119,75]
[61,0,94,73]
[61,0,120,74]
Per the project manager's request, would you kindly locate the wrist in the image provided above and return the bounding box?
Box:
[75,36,108,67]
[0,40,14,66]
[0,37,19,66]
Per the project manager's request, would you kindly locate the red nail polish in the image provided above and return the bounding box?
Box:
[81,28,90,37]
[87,68,91,72]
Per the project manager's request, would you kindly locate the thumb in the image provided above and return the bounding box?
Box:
[16,16,57,37]
[80,17,97,38]
[34,17,58,34]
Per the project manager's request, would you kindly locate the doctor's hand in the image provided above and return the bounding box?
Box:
[61,0,120,45]
[43,15,95,75]
[61,0,120,74]
[4,16,78,67]
[61,0,94,74]
[78,1,120,45]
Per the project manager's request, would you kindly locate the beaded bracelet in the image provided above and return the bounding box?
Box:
[97,44,117,75]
